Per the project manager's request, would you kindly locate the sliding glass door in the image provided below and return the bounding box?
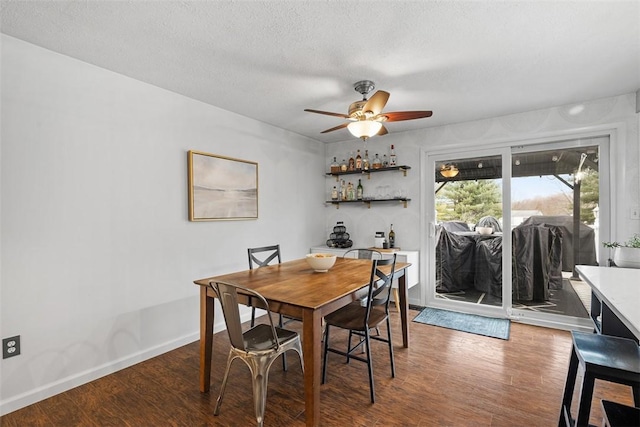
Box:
[509,138,606,328]
[427,148,509,318]
[425,136,608,328]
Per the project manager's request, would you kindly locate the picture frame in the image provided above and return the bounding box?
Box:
[188,150,258,221]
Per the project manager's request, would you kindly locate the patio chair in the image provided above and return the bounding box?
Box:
[209,280,304,427]
[322,255,397,403]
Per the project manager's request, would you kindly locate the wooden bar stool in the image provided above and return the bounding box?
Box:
[601,400,640,427]
[559,331,640,427]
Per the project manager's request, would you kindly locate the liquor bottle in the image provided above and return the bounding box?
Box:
[331,186,338,200]
[330,157,339,173]
[340,179,347,200]
[372,153,382,169]
[356,179,363,200]
[382,154,389,168]
[389,145,397,166]
[340,159,348,172]
[347,182,355,200]
[363,150,370,171]
[389,224,395,248]
[355,150,362,170]
[348,152,355,171]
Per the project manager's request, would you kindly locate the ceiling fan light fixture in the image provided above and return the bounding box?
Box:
[347,120,382,140]
[440,164,459,178]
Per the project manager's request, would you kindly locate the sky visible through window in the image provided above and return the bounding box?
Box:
[510,175,571,201]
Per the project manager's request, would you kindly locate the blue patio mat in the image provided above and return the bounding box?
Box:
[413,307,510,340]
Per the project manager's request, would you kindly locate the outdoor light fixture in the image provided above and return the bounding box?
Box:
[440,164,459,178]
[515,159,521,166]
[477,162,483,168]
[347,120,382,140]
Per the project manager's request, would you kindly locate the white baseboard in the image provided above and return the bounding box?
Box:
[0,315,242,417]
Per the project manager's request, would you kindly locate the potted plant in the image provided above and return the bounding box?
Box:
[602,234,640,268]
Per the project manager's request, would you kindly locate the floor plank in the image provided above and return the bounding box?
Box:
[1,309,636,426]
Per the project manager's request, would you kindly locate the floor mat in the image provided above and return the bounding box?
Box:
[413,307,510,340]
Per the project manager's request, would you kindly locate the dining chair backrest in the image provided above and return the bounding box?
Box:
[248,245,282,269]
[343,248,383,260]
[365,255,397,321]
[210,281,278,352]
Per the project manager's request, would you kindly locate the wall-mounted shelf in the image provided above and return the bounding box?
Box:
[326,165,411,181]
[326,198,411,209]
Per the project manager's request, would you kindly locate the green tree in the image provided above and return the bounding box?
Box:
[438,180,502,224]
[578,168,599,224]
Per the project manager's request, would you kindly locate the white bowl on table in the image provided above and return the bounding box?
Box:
[306,253,337,272]
[476,226,494,235]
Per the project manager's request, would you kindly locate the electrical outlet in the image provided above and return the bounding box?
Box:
[2,335,21,359]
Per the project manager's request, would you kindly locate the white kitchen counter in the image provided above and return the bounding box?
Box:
[576,265,640,341]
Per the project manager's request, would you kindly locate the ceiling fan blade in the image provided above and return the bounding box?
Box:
[362,90,390,116]
[304,109,350,119]
[377,125,389,136]
[381,111,433,122]
[321,123,349,134]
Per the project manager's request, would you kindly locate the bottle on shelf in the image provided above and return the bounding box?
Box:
[356,179,363,200]
[355,149,362,170]
[340,159,348,172]
[372,153,382,169]
[331,185,338,200]
[389,145,397,166]
[382,154,388,168]
[348,152,355,171]
[363,150,370,171]
[389,224,395,248]
[340,179,347,200]
[330,157,340,173]
[347,182,355,200]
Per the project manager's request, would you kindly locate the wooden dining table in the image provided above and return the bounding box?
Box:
[193,257,411,427]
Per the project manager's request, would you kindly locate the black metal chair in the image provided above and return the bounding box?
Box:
[209,281,303,427]
[343,248,383,260]
[559,331,640,427]
[247,245,282,327]
[322,255,397,403]
[248,244,298,370]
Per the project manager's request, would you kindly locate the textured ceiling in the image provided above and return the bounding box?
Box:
[1,1,639,143]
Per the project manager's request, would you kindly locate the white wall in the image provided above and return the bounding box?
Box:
[0,35,326,414]
[2,33,638,415]
[325,93,640,305]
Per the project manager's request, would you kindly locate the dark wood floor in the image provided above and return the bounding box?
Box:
[2,308,635,426]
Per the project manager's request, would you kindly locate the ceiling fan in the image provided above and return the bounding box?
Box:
[304,80,433,140]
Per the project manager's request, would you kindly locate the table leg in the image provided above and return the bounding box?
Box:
[302,308,322,427]
[398,272,409,348]
[200,286,214,392]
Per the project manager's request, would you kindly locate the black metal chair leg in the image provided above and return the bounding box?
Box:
[386,318,395,378]
[279,314,288,371]
[322,325,330,384]
[559,348,579,427]
[365,328,375,403]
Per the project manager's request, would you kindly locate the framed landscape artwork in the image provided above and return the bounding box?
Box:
[188,150,258,221]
